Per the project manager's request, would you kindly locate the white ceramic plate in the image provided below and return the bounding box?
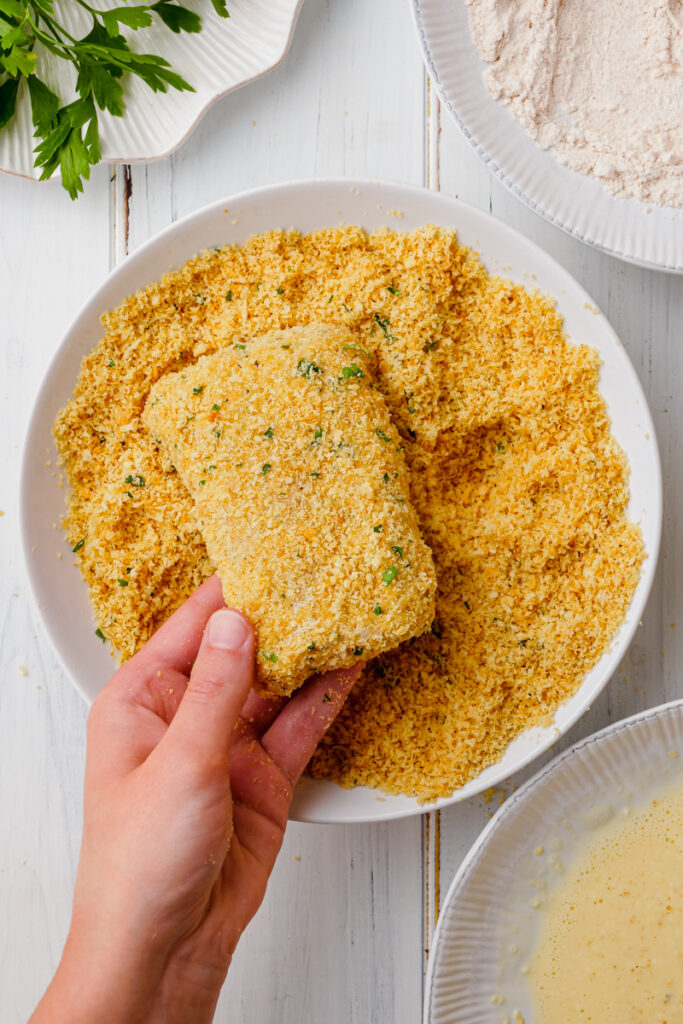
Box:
[0,0,303,182]
[20,178,662,824]
[425,698,683,1024]
[410,0,683,273]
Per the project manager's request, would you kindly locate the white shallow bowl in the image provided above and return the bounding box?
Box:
[20,178,662,824]
[411,0,683,272]
[425,698,683,1024]
[0,0,303,182]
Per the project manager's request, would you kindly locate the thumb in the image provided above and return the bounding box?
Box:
[159,608,254,765]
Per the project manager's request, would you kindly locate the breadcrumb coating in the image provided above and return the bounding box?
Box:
[54,225,643,800]
[143,324,436,696]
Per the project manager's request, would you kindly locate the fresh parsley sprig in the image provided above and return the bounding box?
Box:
[0,0,229,198]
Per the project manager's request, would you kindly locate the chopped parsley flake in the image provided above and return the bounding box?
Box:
[308,641,317,650]
[124,474,145,488]
[327,294,334,304]
[264,426,275,439]
[107,358,115,367]
[234,343,246,350]
[260,651,278,663]
[95,628,106,642]
[496,442,506,452]
[214,426,222,439]
[199,479,206,486]
[373,525,383,533]
[373,605,383,615]
[313,426,323,440]
[376,428,391,443]
[382,565,398,586]
[194,294,206,305]
[310,471,321,478]
[386,285,399,295]
[72,538,85,553]
[211,403,221,411]
[341,363,365,379]
[192,385,204,395]
[353,647,364,656]
[297,358,321,378]
[281,344,291,349]
[261,463,272,475]
[520,639,529,647]
[374,312,395,341]
[208,465,217,471]
[424,339,438,352]
[117,578,129,587]
[391,545,403,559]
[383,472,390,483]
[225,290,233,301]
[276,287,285,295]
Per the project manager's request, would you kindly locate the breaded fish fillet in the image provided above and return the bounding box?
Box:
[143,323,436,696]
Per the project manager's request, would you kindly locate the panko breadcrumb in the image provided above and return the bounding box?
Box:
[53,225,643,801]
[143,324,436,696]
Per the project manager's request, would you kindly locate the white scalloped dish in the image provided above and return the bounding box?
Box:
[0,0,303,182]
[20,180,661,824]
[425,699,683,1024]
[411,0,683,272]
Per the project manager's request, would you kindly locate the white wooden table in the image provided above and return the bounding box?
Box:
[2,2,682,1020]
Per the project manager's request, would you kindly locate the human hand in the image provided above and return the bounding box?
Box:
[30,576,359,1024]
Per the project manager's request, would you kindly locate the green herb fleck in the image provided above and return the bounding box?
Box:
[424,339,439,352]
[211,403,221,411]
[374,313,395,341]
[225,290,233,302]
[214,426,222,439]
[117,578,129,587]
[264,426,274,439]
[373,605,383,615]
[373,525,383,533]
[383,472,390,483]
[376,428,391,443]
[353,646,364,656]
[276,287,284,295]
[391,545,403,559]
[234,343,246,350]
[327,294,334,304]
[107,358,115,367]
[382,565,398,586]
[208,465,217,471]
[308,641,317,651]
[297,358,320,378]
[313,426,323,440]
[386,285,399,295]
[310,471,321,478]
[260,651,278,663]
[281,344,291,350]
[72,538,85,553]
[95,628,106,643]
[496,442,506,452]
[261,463,272,476]
[199,479,206,486]
[341,363,365,380]
[192,385,204,395]
[125,474,145,488]
[194,294,206,305]
[520,639,529,647]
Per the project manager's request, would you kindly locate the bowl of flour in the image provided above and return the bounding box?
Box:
[410,0,683,271]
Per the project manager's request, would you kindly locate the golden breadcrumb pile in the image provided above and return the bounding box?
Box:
[143,324,436,696]
[54,225,643,801]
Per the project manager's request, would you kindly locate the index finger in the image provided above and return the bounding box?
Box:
[261,665,361,784]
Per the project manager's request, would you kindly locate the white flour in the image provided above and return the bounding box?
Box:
[465,0,683,208]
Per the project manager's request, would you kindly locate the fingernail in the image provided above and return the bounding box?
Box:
[207,610,251,651]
